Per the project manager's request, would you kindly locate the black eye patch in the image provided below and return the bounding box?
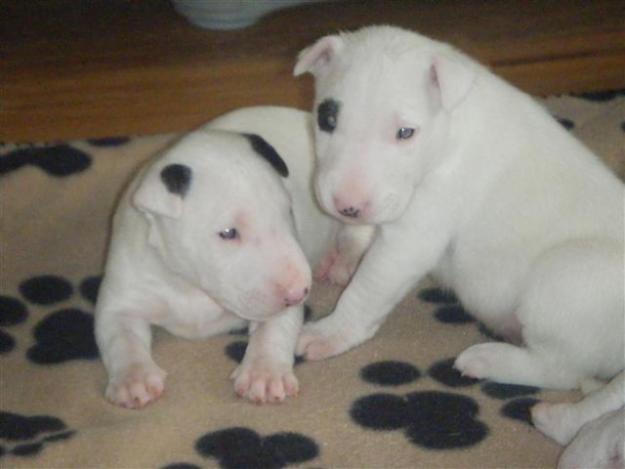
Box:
[160,163,192,197]
[317,98,340,133]
[243,133,289,178]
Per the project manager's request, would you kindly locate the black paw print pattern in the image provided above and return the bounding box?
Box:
[0,144,91,177]
[162,464,201,469]
[573,89,625,102]
[86,136,130,147]
[426,357,540,425]
[0,296,28,354]
[417,288,475,325]
[0,411,75,458]
[419,287,506,342]
[9,274,102,364]
[193,427,319,469]
[351,360,489,449]
[554,116,575,130]
[225,305,313,366]
[560,88,625,133]
[0,136,131,177]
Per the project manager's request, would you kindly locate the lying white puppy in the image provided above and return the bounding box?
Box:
[95,106,361,408]
[293,25,624,396]
[532,371,624,468]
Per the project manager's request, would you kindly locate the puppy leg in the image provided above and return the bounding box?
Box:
[96,311,166,409]
[299,215,451,361]
[532,371,625,445]
[457,240,623,390]
[314,224,374,286]
[558,408,624,469]
[231,306,303,404]
[454,342,579,389]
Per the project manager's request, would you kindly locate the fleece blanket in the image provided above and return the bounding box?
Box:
[1,91,623,469]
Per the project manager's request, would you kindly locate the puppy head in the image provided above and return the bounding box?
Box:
[294,25,477,224]
[133,130,311,320]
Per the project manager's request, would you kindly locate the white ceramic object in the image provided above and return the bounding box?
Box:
[172,0,324,30]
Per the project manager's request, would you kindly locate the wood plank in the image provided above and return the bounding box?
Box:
[1,0,624,142]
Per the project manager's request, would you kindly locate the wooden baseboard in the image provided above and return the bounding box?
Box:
[2,0,624,142]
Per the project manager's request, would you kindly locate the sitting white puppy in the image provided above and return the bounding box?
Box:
[95,106,361,408]
[293,25,624,395]
[532,371,624,468]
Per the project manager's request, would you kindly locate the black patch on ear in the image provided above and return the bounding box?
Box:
[160,164,192,197]
[317,98,340,133]
[243,133,289,178]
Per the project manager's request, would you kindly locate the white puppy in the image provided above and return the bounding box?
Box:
[95,106,362,408]
[293,26,624,392]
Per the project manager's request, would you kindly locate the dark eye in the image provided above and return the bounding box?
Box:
[396,127,415,140]
[218,228,239,240]
[317,99,340,133]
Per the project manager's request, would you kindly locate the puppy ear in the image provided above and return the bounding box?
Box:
[293,34,343,77]
[132,163,192,218]
[430,54,476,111]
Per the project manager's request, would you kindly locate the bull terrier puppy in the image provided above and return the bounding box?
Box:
[95,106,368,408]
[293,26,624,396]
[532,371,624,468]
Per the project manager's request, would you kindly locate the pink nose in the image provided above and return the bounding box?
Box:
[283,285,309,307]
[333,195,362,219]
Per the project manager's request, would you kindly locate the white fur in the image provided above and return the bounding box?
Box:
[532,372,624,467]
[294,23,624,448]
[95,106,370,408]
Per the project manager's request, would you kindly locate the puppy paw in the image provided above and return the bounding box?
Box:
[454,343,498,380]
[106,364,166,409]
[313,248,337,282]
[231,360,298,404]
[296,322,347,361]
[532,402,579,445]
[313,249,355,287]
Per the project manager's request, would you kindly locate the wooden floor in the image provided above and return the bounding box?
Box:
[2,0,624,142]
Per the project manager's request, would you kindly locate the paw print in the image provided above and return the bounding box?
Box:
[426,356,540,425]
[0,411,75,458]
[194,427,319,469]
[554,116,575,130]
[573,90,625,102]
[161,464,201,469]
[351,360,489,449]
[0,296,28,354]
[350,349,543,450]
[0,144,91,177]
[9,274,102,364]
[86,136,130,147]
[418,287,475,325]
[418,287,503,340]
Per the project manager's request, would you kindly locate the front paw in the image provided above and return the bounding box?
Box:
[296,320,350,361]
[313,248,356,287]
[231,360,299,404]
[105,363,167,409]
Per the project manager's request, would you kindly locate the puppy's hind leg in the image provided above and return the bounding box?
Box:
[454,342,580,388]
[557,408,624,469]
[457,240,624,391]
[532,371,625,445]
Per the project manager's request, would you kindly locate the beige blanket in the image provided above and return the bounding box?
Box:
[1,92,623,468]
